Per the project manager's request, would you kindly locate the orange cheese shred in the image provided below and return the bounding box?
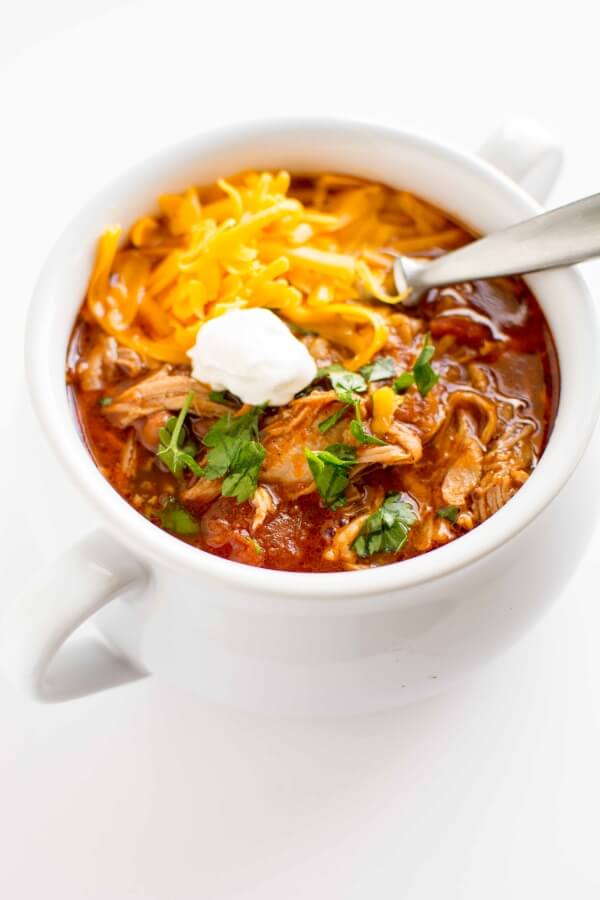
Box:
[86,170,464,370]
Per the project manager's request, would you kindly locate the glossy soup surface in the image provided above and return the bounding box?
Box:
[67,172,559,572]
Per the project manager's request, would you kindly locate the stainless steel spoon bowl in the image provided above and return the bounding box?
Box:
[393,192,600,304]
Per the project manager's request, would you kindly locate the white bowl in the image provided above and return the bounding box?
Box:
[3,118,599,713]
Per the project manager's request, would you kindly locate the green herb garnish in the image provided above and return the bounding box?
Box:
[304,443,357,509]
[392,372,415,393]
[202,404,266,502]
[318,405,350,434]
[359,356,396,383]
[319,363,368,404]
[98,396,113,407]
[413,334,439,397]
[221,441,267,503]
[157,393,204,478]
[352,493,418,558]
[158,497,200,535]
[393,334,439,398]
[349,419,386,445]
[317,363,388,448]
[437,505,460,523]
[203,404,264,477]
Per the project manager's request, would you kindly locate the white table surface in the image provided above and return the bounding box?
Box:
[2,2,600,897]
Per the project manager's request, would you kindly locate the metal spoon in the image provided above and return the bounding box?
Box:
[393,192,600,304]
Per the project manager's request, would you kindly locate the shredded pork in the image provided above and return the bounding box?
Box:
[181,476,222,507]
[472,421,535,522]
[261,391,345,493]
[323,486,385,568]
[250,485,278,531]
[440,411,484,507]
[105,368,230,427]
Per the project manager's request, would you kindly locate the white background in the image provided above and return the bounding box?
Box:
[2,1,600,897]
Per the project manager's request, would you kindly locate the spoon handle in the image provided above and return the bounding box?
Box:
[409,192,600,291]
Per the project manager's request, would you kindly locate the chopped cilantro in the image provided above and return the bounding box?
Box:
[324,443,358,463]
[158,497,200,536]
[349,419,386,445]
[392,334,439,398]
[318,405,350,434]
[437,505,460,523]
[202,404,266,502]
[98,396,113,407]
[352,493,418,558]
[157,393,204,479]
[203,405,263,478]
[393,372,415,393]
[317,364,388,448]
[318,364,367,404]
[413,334,439,397]
[221,441,266,503]
[359,356,396,383]
[304,443,357,509]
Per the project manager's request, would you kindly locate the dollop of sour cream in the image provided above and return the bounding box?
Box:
[188,308,318,406]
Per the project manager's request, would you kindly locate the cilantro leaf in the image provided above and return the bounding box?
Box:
[437,505,459,523]
[319,364,367,404]
[413,334,439,397]
[349,419,386,445]
[316,365,391,448]
[157,393,204,479]
[349,392,388,447]
[202,405,266,502]
[158,497,200,536]
[304,443,357,509]
[202,434,238,480]
[317,364,387,442]
[352,493,418,558]
[221,441,266,503]
[318,405,350,434]
[322,443,358,463]
[359,356,396,383]
[392,335,439,398]
[98,396,113,407]
[393,372,415,393]
[205,404,263,445]
[203,405,264,479]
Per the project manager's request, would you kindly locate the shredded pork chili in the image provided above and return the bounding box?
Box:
[66,173,559,572]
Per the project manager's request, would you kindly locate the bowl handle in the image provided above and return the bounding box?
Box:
[0,531,148,702]
[478,118,563,204]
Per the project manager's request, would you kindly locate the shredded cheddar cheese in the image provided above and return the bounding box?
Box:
[86,171,462,370]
